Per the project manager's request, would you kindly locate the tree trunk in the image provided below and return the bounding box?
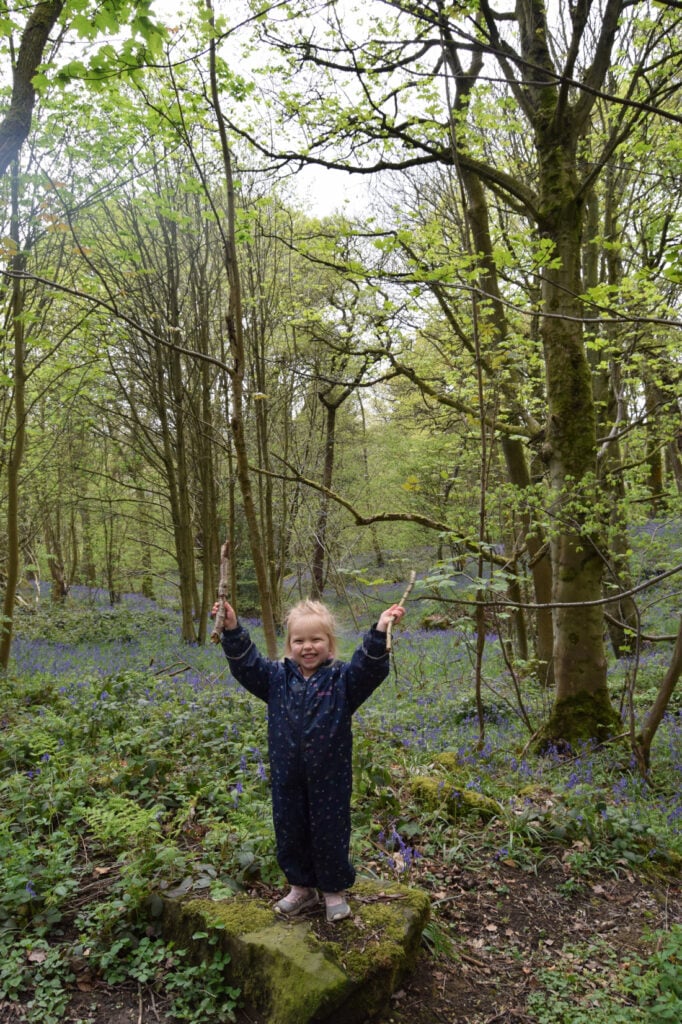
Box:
[189,260,220,644]
[443,97,555,680]
[197,360,220,644]
[0,163,26,670]
[536,158,617,744]
[155,215,199,643]
[246,246,282,623]
[585,184,637,657]
[134,490,156,601]
[358,396,384,568]
[0,1,64,177]
[645,378,665,511]
[45,513,68,602]
[103,511,121,605]
[636,615,682,770]
[80,507,97,588]
[500,435,554,684]
[208,10,278,656]
[311,399,337,598]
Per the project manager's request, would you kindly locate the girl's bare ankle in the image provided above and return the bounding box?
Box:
[289,885,314,898]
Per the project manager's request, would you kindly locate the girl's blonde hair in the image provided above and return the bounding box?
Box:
[283,600,339,659]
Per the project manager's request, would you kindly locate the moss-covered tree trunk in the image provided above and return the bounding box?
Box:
[492,0,623,746]
[535,132,618,744]
[500,435,554,681]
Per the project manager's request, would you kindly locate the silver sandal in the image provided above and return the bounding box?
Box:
[274,889,319,917]
[325,898,351,923]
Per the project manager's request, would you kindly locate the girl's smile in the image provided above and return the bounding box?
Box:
[288,614,332,677]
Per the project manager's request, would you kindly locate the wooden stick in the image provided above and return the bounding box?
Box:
[386,570,416,652]
[210,539,231,643]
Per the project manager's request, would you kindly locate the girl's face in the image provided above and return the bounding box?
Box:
[287,614,332,678]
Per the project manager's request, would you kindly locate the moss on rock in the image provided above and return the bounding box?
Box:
[433,751,460,773]
[408,775,501,822]
[161,879,429,1024]
[188,894,274,934]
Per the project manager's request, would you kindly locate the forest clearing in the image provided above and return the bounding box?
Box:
[1,0,682,1021]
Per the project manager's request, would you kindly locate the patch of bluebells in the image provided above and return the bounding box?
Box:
[252,747,267,781]
[376,824,421,875]
[507,757,534,780]
[224,746,269,811]
[11,630,244,693]
[8,588,682,858]
[10,584,255,681]
[11,638,145,679]
[30,583,168,613]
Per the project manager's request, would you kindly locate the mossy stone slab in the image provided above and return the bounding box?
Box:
[161,878,429,1024]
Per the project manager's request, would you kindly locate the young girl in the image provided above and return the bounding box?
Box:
[214,597,405,922]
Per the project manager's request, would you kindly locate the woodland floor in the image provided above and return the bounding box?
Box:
[2,862,679,1024]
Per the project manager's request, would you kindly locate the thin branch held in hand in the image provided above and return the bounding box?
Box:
[210,540,231,644]
[386,570,416,652]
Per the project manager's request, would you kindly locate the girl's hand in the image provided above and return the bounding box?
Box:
[211,599,238,630]
[376,604,406,633]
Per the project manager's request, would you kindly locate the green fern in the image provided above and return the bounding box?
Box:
[84,795,163,851]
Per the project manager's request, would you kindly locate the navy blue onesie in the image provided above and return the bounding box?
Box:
[220,622,390,892]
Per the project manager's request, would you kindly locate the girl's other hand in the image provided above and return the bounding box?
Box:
[211,600,238,630]
[377,604,406,633]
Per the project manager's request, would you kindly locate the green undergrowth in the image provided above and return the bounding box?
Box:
[527,925,682,1023]
[1,595,681,1020]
